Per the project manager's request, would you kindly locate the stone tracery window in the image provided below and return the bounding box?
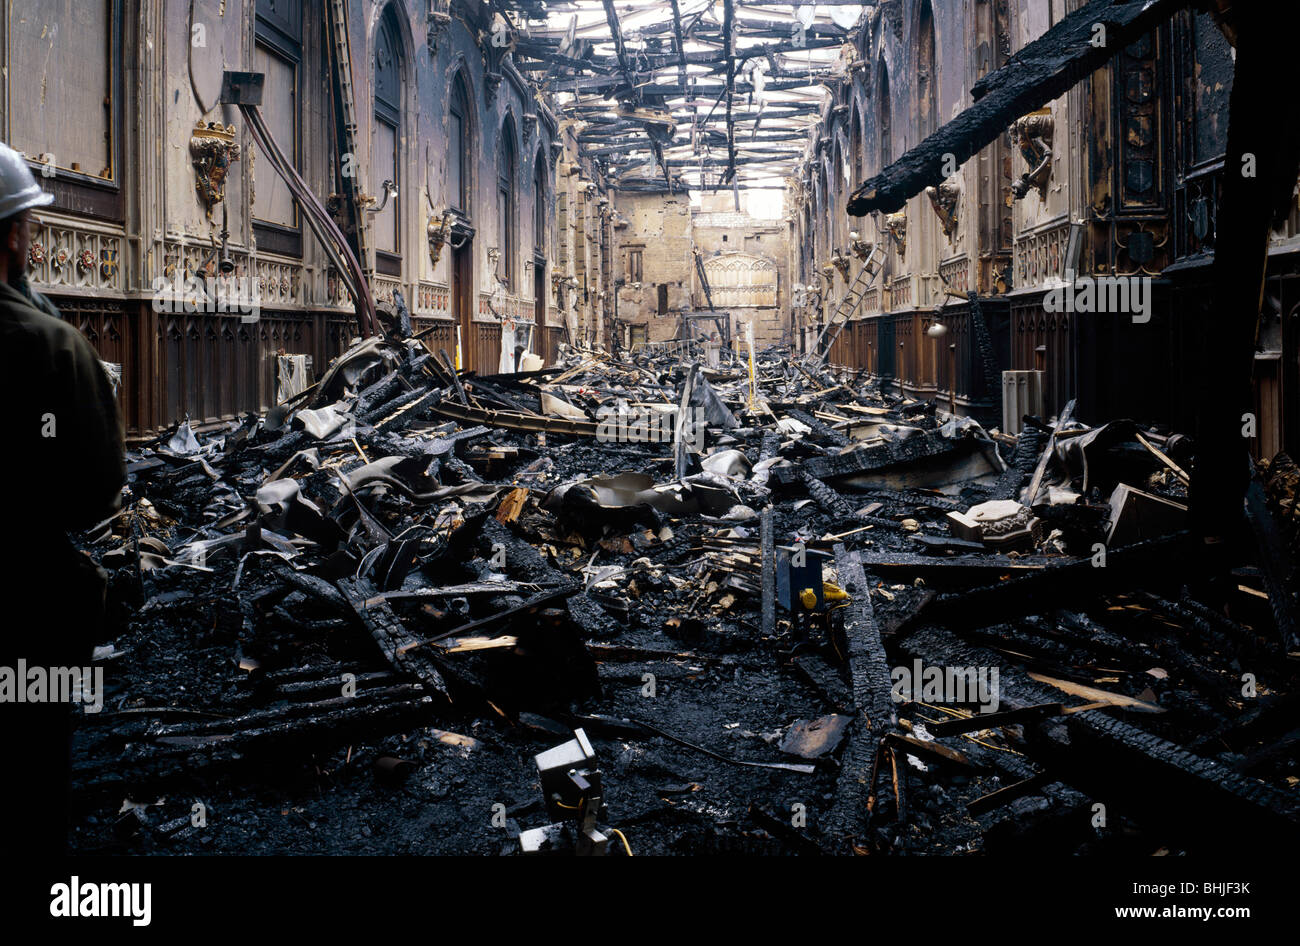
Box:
[703,252,778,308]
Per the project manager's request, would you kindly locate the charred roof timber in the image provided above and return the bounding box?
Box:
[502,0,863,189]
[846,0,1191,215]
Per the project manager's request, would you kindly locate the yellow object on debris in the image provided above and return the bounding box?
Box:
[800,582,849,611]
[822,581,848,602]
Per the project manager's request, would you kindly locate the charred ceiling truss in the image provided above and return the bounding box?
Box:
[846,0,1191,215]
[502,0,874,191]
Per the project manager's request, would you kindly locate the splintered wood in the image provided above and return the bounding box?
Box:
[495,487,530,524]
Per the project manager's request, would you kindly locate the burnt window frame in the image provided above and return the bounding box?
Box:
[373,6,403,276]
[877,55,892,173]
[533,151,547,258]
[917,0,938,140]
[449,71,472,218]
[8,0,125,222]
[626,245,644,283]
[252,0,304,257]
[498,117,518,290]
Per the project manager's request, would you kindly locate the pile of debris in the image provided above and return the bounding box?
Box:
[70,333,1300,854]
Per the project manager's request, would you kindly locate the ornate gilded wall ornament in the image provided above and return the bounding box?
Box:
[51,246,69,273]
[925,175,961,239]
[1009,110,1054,202]
[28,241,45,267]
[78,249,97,274]
[428,210,454,268]
[190,121,241,219]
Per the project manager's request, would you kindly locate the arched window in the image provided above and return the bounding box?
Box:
[534,152,547,255]
[816,161,828,261]
[373,7,402,263]
[498,118,518,288]
[833,134,847,246]
[877,56,892,172]
[253,0,303,253]
[449,72,472,216]
[918,1,938,139]
[850,106,863,190]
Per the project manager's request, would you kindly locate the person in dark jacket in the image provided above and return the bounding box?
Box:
[0,141,125,856]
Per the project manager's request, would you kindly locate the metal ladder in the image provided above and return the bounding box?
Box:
[804,243,886,366]
[326,0,373,279]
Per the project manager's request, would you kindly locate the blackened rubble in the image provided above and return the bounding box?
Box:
[69,335,1299,855]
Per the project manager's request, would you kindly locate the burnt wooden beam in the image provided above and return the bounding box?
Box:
[823,544,897,851]
[723,0,737,186]
[670,0,689,99]
[899,625,1300,848]
[900,533,1189,632]
[760,506,776,636]
[847,0,1191,215]
[770,429,960,484]
[337,576,450,699]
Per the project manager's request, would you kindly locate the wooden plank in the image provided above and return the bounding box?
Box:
[760,506,775,636]
[496,486,530,524]
[337,577,448,699]
[823,544,896,850]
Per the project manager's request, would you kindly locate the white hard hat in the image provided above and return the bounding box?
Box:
[0,142,54,220]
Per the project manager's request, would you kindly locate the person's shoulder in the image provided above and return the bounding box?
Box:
[0,284,85,350]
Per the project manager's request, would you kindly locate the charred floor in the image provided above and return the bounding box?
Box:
[67,339,1299,856]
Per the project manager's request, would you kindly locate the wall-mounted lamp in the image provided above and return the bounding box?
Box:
[364,179,398,214]
[486,246,502,267]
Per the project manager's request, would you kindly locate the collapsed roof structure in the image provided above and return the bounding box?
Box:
[509,0,860,193]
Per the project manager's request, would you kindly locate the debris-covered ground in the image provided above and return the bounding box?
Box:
[68,334,1300,855]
